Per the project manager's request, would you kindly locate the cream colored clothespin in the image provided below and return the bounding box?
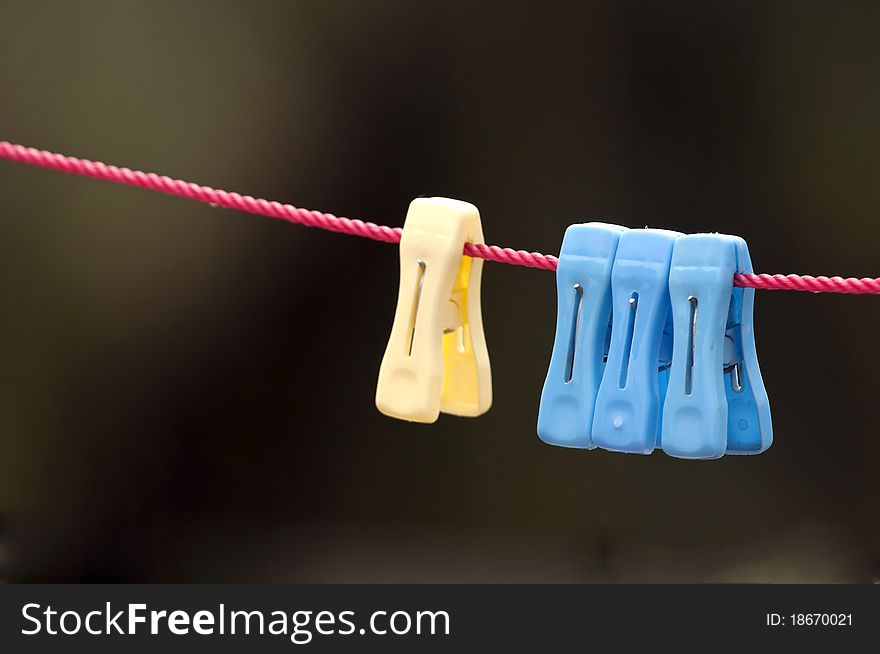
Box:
[376,197,492,423]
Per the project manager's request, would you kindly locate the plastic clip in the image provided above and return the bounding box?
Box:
[376,197,491,423]
[591,228,682,454]
[537,223,626,448]
[661,234,772,458]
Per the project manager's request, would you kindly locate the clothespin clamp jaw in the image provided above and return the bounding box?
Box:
[538,223,626,448]
[660,234,772,459]
[376,197,491,423]
[591,229,682,454]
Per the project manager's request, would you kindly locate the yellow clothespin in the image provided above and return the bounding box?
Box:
[376,197,492,423]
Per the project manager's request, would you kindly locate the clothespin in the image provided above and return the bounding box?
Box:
[537,223,626,448]
[591,228,682,454]
[661,234,772,458]
[376,197,491,423]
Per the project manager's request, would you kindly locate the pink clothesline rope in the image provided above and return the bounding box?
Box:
[2,140,879,294]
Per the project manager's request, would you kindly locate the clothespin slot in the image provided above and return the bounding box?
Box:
[591,229,682,454]
[538,223,626,448]
[376,197,491,423]
[661,234,772,459]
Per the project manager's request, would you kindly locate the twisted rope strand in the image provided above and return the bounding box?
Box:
[734,272,880,294]
[1,141,878,293]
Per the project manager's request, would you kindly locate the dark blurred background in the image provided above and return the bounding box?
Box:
[1,0,878,582]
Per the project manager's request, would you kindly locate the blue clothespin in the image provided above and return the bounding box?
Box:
[661,234,772,459]
[724,238,773,454]
[591,229,682,454]
[537,223,626,448]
